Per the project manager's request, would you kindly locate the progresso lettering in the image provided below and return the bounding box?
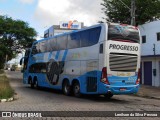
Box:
[109,44,138,51]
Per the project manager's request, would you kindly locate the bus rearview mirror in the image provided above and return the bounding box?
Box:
[20,58,23,65]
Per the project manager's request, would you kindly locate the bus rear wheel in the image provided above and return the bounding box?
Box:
[73,82,81,97]
[104,93,113,99]
[30,80,34,89]
[62,80,71,96]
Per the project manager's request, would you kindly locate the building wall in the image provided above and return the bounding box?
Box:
[44,21,85,38]
[54,29,74,35]
[141,57,160,87]
[139,20,160,87]
[139,20,160,56]
[44,26,54,38]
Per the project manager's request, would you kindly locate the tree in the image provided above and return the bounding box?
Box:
[101,0,160,25]
[0,15,37,68]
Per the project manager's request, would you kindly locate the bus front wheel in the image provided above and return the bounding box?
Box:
[73,82,81,97]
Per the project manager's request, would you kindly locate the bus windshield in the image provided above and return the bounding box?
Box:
[108,24,140,43]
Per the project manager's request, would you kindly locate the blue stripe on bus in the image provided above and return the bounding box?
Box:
[48,52,53,60]
[62,50,68,61]
[55,51,60,60]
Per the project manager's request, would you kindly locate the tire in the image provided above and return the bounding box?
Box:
[35,80,39,89]
[30,80,34,89]
[62,80,71,96]
[73,82,81,97]
[104,93,113,99]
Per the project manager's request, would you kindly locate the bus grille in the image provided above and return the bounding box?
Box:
[109,53,137,72]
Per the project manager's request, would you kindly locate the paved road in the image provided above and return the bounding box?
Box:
[0,71,160,119]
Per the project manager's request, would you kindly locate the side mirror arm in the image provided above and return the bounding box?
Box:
[20,57,24,65]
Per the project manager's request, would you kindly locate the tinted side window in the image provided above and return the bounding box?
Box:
[50,38,57,51]
[31,43,39,55]
[44,40,49,52]
[80,30,89,47]
[80,27,101,47]
[108,25,139,43]
[46,40,51,52]
[29,63,47,73]
[67,32,80,49]
[57,35,68,50]
[39,41,46,53]
[89,27,101,46]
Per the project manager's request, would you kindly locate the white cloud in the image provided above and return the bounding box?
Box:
[39,0,70,15]
[33,0,104,28]
[18,0,35,4]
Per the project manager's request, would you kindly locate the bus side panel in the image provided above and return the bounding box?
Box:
[23,71,29,84]
[64,61,81,76]
[36,73,48,87]
[76,70,100,94]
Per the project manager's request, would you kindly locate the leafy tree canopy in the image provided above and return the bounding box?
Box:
[0,15,37,68]
[101,0,160,25]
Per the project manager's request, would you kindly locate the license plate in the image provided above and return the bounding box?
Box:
[120,88,126,91]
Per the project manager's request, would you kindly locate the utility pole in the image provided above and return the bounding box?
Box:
[131,0,136,26]
[119,0,136,25]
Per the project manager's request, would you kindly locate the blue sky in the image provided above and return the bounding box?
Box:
[0,0,104,63]
[0,0,42,37]
[0,0,104,39]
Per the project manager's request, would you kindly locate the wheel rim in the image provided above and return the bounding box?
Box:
[74,84,80,94]
[35,81,38,87]
[64,84,69,93]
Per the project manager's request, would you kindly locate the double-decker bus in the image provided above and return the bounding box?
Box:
[20,23,141,98]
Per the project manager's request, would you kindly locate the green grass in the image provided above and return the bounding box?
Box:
[0,70,14,99]
[0,69,4,74]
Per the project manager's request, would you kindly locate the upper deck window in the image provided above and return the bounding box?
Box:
[67,32,80,49]
[81,26,101,47]
[32,26,102,54]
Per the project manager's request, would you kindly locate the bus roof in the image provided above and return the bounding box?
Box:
[33,22,138,44]
[34,23,106,44]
